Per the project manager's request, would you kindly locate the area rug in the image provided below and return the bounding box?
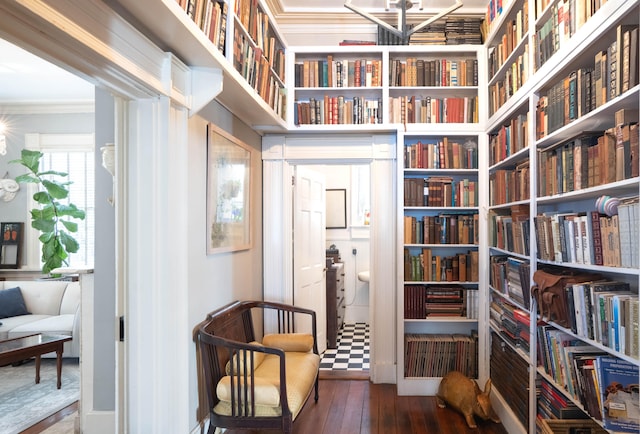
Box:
[0,358,79,434]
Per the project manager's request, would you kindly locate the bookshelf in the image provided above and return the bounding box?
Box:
[116,0,288,131]
[484,0,640,432]
[397,130,488,395]
[287,45,484,131]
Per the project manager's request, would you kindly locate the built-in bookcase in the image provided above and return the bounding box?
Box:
[397,130,488,395]
[484,0,640,432]
[118,0,289,130]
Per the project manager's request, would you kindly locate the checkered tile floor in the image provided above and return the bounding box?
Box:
[320,323,370,371]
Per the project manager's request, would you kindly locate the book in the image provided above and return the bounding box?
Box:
[595,356,640,433]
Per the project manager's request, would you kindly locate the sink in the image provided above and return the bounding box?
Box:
[357,271,370,282]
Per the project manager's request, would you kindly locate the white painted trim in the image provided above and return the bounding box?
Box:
[0,103,94,114]
[82,411,116,434]
[262,132,397,381]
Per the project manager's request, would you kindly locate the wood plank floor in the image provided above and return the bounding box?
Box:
[224,376,510,434]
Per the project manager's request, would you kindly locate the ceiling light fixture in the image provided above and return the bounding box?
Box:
[344,0,463,43]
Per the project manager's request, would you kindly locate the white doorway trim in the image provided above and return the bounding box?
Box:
[262,133,397,384]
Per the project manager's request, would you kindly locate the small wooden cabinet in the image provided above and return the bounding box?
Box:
[326,262,345,349]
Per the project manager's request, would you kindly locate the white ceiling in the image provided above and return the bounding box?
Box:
[0,39,94,105]
[0,0,487,104]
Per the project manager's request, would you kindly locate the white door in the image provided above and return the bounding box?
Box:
[293,166,327,353]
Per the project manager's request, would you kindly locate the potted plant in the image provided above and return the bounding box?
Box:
[11,149,86,274]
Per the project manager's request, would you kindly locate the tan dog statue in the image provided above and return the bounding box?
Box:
[436,371,501,428]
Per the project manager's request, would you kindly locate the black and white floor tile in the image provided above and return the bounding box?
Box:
[320,323,370,371]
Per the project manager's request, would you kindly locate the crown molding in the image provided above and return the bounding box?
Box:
[0,101,94,114]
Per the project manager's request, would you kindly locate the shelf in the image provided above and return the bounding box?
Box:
[116,0,288,132]
[490,286,530,312]
[536,177,640,204]
[536,258,640,277]
[405,317,478,323]
[405,243,478,248]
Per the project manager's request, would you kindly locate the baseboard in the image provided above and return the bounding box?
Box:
[83,410,115,434]
[370,362,396,384]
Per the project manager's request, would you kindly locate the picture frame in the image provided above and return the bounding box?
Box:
[326,189,347,229]
[206,124,252,254]
[0,222,23,269]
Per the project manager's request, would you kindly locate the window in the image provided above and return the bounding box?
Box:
[24,133,95,270]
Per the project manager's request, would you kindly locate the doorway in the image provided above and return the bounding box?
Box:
[294,163,371,373]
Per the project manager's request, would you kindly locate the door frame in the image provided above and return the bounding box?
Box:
[262,133,397,384]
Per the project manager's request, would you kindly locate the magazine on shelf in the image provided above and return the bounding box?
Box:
[595,356,640,433]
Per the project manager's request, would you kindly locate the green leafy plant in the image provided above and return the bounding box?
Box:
[11,149,86,273]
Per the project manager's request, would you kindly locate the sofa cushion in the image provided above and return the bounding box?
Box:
[216,376,281,406]
[3,281,68,315]
[0,314,51,340]
[213,351,320,419]
[0,287,31,319]
[225,341,266,375]
[8,314,75,336]
[262,333,314,353]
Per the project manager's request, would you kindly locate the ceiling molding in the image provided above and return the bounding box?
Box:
[271,10,485,26]
[0,102,94,114]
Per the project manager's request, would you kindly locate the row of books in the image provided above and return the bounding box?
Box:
[404,177,478,207]
[404,138,478,170]
[378,18,483,46]
[293,96,382,126]
[233,29,286,117]
[404,332,478,378]
[177,0,228,55]
[490,255,531,309]
[490,294,531,351]
[537,326,640,432]
[488,161,530,205]
[403,213,479,245]
[388,96,479,124]
[488,46,529,116]
[534,199,639,268]
[537,120,640,197]
[535,0,610,70]
[490,332,531,427]
[489,205,531,256]
[404,249,479,283]
[566,280,638,356]
[487,5,529,79]
[489,113,529,166]
[234,0,284,73]
[294,58,382,88]
[536,24,639,139]
[389,58,478,87]
[404,285,471,319]
[537,377,589,421]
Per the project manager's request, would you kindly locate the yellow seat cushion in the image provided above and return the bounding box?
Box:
[262,333,314,353]
[214,351,319,419]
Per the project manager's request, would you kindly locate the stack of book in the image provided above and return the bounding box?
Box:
[537,377,589,420]
[424,285,466,317]
[389,58,478,87]
[491,331,530,427]
[490,295,531,350]
[488,205,531,255]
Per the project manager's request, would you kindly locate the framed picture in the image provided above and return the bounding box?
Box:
[326,189,347,229]
[0,222,23,269]
[206,124,252,254]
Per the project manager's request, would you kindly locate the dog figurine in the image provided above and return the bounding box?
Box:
[436,371,501,428]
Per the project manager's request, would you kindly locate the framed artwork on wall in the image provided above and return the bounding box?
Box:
[0,222,23,269]
[206,124,252,254]
[326,189,347,229]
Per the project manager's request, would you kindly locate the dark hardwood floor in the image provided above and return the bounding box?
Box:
[224,375,510,434]
[25,375,509,434]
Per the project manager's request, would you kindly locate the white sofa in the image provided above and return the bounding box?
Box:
[0,280,80,358]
